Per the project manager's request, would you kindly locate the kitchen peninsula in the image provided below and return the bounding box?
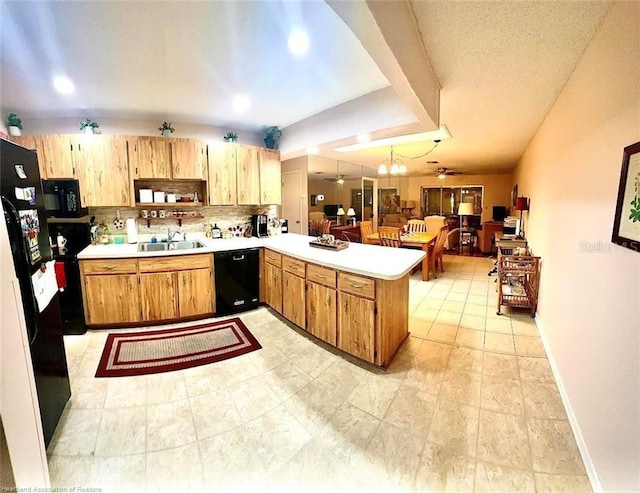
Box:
[77,233,424,368]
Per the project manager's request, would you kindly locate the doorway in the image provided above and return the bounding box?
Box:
[282,169,303,234]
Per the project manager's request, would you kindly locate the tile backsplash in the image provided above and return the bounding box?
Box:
[90,205,271,240]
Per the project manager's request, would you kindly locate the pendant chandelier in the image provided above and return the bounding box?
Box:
[377,146,407,175]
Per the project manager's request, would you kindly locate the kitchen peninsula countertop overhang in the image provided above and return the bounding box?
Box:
[77,233,425,280]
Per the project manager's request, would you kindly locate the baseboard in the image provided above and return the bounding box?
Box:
[535,316,602,493]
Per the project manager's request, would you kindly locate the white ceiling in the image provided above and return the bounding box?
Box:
[0,1,610,176]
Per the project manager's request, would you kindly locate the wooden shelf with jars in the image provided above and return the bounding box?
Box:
[137,214,204,228]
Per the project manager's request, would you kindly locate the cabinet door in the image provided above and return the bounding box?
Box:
[75,135,132,207]
[236,145,260,205]
[83,274,140,324]
[282,271,305,328]
[178,268,214,317]
[263,261,282,314]
[132,137,171,178]
[140,272,179,321]
[208,143,237,205]
[338,292,375,363]
[10,136,47,178]
[259,148,281,205]
[306,281,336,345]
[39,135,75,178]
[171,138,207,179]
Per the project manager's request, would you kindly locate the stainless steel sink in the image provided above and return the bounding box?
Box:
[168,240,205,250]
[138,242,169,252]
[137,240,205,252]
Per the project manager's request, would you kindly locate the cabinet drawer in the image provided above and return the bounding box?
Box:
[282,256,305,278]
[338,272,375,300]
[264,249,282,268]
[81,259,137,274]
[306,263,336,289]
[139,254,211,273]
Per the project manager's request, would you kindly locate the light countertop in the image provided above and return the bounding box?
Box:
[77,233,425,280]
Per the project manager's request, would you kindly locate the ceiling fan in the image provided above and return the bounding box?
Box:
[435,167,462,179]
[323,175,345,184]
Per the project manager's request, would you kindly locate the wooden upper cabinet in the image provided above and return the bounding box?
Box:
[236,145,260,205]
[258,148,281,205]
[171,139,207,179]
[74,135,132,207]
[131,137,171,179]
[207,143,237,205]
[20,135,75,179]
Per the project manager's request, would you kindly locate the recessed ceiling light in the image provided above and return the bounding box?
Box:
[233,95,250,112]
[357,134,370,143]
[53,76,74,94]
[288,30,309,56]
[307,146,319,154]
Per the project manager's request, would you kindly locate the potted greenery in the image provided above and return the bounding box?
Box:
[7,113,23,136]
[223,131,238,143]
[262,126,282,149]
[80,118,100,134]
[158,122,175,136]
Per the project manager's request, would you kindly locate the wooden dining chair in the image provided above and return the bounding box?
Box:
[407,219,426,233]
[360,221,373,244]
[429,225,449,277]
[379,226,402,248]
[342,230,360,242]
[321,219,332,235]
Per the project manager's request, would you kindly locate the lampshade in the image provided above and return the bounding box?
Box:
[346,207,356,216]
[378,146,406,175]
[406,200,416,208]
[515,197,529,211]
[336,208,345,216]
[457,202,474,216]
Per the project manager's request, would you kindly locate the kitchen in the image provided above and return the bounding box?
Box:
[2,0,625,492]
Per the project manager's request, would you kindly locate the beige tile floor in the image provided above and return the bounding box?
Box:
[49,255,591,492]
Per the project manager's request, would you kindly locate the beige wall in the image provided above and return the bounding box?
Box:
[281,156,309,235]
[514,3,639,491]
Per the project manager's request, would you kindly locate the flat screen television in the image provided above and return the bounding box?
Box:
[323,204,342,217]
[492,206,507,222]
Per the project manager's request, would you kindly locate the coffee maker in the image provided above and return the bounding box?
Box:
[251,214,268,238]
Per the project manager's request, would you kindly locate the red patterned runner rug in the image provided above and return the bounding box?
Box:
[95,318,261,377]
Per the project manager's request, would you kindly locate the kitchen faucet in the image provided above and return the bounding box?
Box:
[167,227,183,242]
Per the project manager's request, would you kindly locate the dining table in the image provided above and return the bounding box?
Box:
[366,231,438,281]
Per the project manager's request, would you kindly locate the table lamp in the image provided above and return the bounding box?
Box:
[457,202,474,228]
[514,197,529,238]
[337,207,345,226]
[347,207,356,225]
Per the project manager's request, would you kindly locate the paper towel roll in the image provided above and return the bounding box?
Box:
[126,218,138,244]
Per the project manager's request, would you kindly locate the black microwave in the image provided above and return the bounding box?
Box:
[42,179,88,217]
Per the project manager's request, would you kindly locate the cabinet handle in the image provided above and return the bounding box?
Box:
[289,264,298,270]
[315,274,327,279]
[183,275,186,287]
[128,279,133,290]
[167,278,171,288]
[344,300,348,310]
[327,295,331,306]
[350,282,364,289]
[104,265,116,270]
[267,256,277,262]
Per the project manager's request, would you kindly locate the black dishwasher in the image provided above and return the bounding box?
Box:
[214,248,260,316]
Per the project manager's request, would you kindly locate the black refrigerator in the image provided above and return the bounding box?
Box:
[1,138,71,448]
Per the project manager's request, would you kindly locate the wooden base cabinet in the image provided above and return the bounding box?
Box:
[81,258,141,325]
[80,254,214,327]
[260,250,409,368]
[263,250,282,314]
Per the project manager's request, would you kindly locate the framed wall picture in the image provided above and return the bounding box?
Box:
[511,184,518,208]
[612,141,640,252]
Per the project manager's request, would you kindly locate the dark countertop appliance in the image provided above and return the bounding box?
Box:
[1,138,71,448]
[251,214,268,238]
[214,248,260,316]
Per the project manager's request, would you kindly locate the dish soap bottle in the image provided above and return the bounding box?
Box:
[211,223,221,239]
